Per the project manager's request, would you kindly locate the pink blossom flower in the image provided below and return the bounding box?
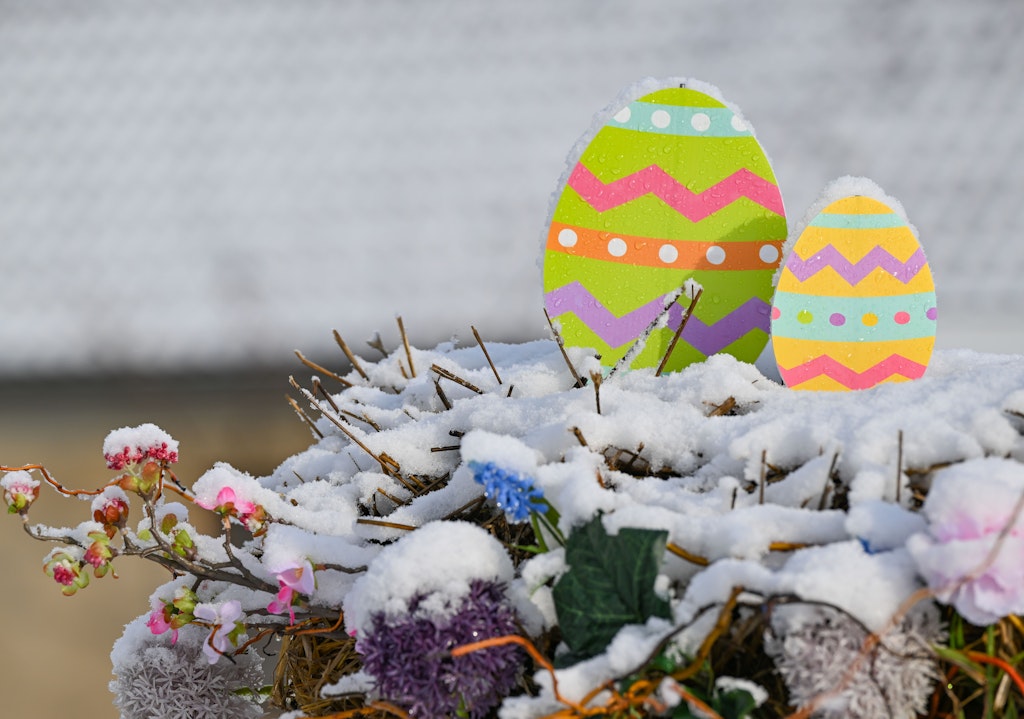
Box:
[147,588,198,644]
[193,600,245,664]
[2,471,40,514]
[147,596,177,643]
[196,486,267,534]
[267,559,316,624]
[907,458,1024,625]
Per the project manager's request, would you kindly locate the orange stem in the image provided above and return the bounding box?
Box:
[452,635,587,715]
[287,610,346,637]
[964,650,1024,697]
[666,682,726,719]
[0,463,112,496]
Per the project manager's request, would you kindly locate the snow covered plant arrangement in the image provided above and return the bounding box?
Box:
[4,326,1024,718]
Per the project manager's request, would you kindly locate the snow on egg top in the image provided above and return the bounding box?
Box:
[542,83,787,373]
[771,194,937,391]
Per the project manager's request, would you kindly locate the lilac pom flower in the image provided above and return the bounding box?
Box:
[470,461,546,522]
[359,579,524,718]
[765,603,943,718]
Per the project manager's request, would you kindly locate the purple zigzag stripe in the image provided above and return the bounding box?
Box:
[544,282,770,355]
[786,246,927,285]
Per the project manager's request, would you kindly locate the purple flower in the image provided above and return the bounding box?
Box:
[470,461,546,522]
[359,579,525,718]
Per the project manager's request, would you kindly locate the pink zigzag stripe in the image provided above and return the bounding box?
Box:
[544,281,770,355]
[779,354,927,390]
[786,246,927,285]
[567,163,784,220]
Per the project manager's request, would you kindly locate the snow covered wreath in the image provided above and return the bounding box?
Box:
[4,333,1024,718]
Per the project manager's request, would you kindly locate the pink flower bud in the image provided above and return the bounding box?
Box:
[2,471,40,515]
[43,549,90,596]
[103,424,179,470]
[92,489,130,537]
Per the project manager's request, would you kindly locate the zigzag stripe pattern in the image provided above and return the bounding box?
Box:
[567,163,784,221]
[544,282,770,355]
[778,354,927,390]
[785,246,928,285]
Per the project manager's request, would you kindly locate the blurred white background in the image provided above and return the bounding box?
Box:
[1,2,1022,717]
[1,0,1022,379]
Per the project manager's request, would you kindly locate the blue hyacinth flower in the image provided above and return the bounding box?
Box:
[469,461,546,523]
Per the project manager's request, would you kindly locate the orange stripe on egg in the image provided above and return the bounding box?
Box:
[546,222,784,271]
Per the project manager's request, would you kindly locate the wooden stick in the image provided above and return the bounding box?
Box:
[285,395,325,438]
[333,329,369,380]
[571,426,589,447]
[543,308,585,388]
[366,331,388,358]
[896,429,904,504]
[294,350,352,387]
[355,518,417,531]
[431,364,483,394]
[759,449,767,505]
[433,380,452,409]
[396,315,416,377]
[656,287,703,376]
[311,377,340,412]
[472,325,502,385]
[666,542,709,566]
[298,387,394,475]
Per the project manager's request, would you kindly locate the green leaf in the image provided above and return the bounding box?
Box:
[552,515,670,665]
[716,688,757,719]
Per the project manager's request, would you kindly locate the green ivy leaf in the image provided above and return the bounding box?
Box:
[671,686,757,719]
[552,515,670,666]
[716,688,758,719]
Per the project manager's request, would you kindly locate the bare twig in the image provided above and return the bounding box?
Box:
[472,325,502,385]
[707,396,736,416]
[365,331,389,358]
[431,364,483,394]
[286,395,325,438]
[296,387,394,476]
[311,377,340,413]
[294,350,352,387]
[396,316,416,378]
[818,451,840,511]
[666,542,710,567]
[434,379,453,410]
[759,449,767,505]
[333,329,369,381]
[355,518,418,532]
[590,370,602,414]
[543,308,585,388]
[896,429,904,504]
[656,286,703,376]
[571,426,589,447]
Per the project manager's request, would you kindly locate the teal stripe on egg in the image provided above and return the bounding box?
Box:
[809,212,905,229]
[609,101,753,138]
[772,291,938,341]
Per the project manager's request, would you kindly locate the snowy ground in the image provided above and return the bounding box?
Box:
[0,0,1023,376]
